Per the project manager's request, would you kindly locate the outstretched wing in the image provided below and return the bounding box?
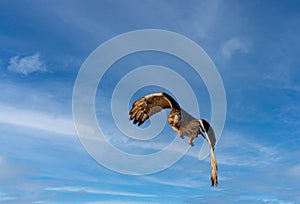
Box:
[129,92,180,126]
[199,119,218,186]
[199,119,216,149]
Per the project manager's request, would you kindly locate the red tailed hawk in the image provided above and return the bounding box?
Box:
[129,92,218,186]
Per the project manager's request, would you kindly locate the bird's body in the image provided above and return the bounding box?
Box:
[129,92,218,186]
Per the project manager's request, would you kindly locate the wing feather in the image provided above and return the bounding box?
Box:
[199,119,216,149]
[129,92,180,126]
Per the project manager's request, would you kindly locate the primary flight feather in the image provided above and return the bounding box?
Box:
[129,92,218,186]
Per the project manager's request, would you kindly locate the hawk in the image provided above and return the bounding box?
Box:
[129,92,218,186]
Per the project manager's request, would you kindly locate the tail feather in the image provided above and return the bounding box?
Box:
[199,119,218,186]
[209,144,218,186]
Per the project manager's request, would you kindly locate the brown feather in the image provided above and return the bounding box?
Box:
[129,92,219,187]
[129,92,180,126]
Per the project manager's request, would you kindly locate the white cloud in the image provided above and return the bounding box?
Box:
[45,186,156,198]
[262,198,295,204]
[0,192,15,202]
[141,175,199,188]
[8,53,47,75]
[0,103,75,136]
[236,195,296,204]
[221,37,250,59]
[86,201,160,204]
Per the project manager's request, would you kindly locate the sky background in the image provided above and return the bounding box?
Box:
[0,0,300,203]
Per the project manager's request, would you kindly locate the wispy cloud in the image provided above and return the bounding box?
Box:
[8,53,47,75]
[221,37,250,59]
[216,132,279,167]
[236,195,296,204]
[0,103,75,136]
[262,62,300,93]
[86,201,161,204]
[0,192,15,202]
[142,175,199,189]
[261,198,295,204]
[45,186,156,198]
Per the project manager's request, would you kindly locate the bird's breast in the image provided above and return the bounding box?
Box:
[168,112,181,132]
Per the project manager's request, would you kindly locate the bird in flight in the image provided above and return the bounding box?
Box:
[129,92,218,186]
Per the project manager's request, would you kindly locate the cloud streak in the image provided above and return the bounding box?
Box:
[86,201,160,204]
[0,193,15,202]
[141,175,199,189]
[0,103,75,136]
[45,186,156,198]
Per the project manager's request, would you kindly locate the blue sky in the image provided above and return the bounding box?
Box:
[0,0,300,203]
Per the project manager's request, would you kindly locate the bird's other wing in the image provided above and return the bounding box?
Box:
[199,119,218,186]
[129,92,180,126]
[199,119,216,149]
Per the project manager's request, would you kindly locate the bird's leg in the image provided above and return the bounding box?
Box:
[188,138,194,146]
[188,136,196,146]
[188,134,198,146]
[178,132,184,139]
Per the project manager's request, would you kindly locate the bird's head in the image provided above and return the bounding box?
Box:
[168,112,181,129]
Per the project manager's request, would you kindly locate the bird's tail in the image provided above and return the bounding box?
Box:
[199,119,218,186]
[209,144,218,186]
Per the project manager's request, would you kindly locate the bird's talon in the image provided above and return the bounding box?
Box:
[188,140,194,146]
